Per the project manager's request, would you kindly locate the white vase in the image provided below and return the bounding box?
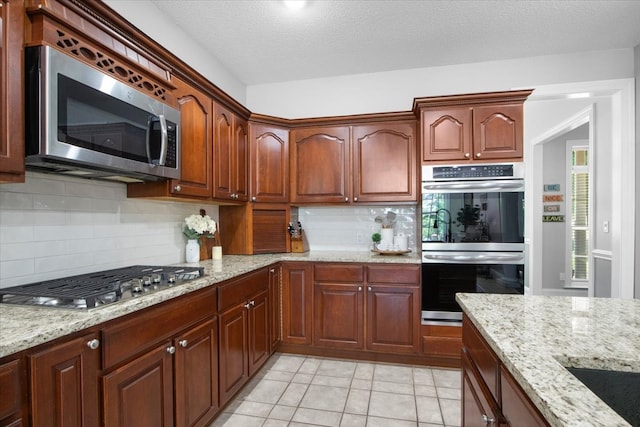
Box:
[185,239,200,263]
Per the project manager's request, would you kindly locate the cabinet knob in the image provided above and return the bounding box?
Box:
[244,302,251,309]
[476,153,482,158]
[86,338,100,350]
[345,197,349,202]
[252,196,257,202]
[173,185,182,192]
[482,414,495,426]
[166,346,176,354]
[178,339,188,348]
[354,197,358,202]
[368,286,372,291]
[250,300,256,306]
[464,153,470,159]
[358,286,362,292]
[270,268,275,273]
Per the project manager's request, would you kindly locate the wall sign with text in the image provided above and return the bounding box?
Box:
[542,183,565,222]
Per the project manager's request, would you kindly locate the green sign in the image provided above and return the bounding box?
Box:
[542,215,565,222]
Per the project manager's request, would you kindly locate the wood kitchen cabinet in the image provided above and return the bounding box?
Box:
[290,121,417,204]
[462,316,549,427]
[313,263,420,354]
[415,90,532,164]
[249,121,289,203]
[29,332,101,427]
[214,103,249,202]
[0,358,25,427]
[217,268,270,406]
[101,286,219,427]
[127,76,214,199]
[0,0,25,184]
[281,262,313,345]
[352,121,417,203]
[290,126,351,204]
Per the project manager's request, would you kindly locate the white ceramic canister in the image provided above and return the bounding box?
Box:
[394,233,409,251]
[380,228,394,246]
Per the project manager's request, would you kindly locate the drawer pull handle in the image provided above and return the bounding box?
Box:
[173,185,182,192]
[86,339,100,350]
[178,340,188,348]
[166,346,176,354]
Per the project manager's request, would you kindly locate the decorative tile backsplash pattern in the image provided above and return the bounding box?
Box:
[297,206,417,252]
[0,172,219,288]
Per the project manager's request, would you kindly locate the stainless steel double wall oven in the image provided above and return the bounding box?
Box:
[421,163,525,324]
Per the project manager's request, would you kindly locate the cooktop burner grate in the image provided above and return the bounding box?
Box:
[0,265,205,309]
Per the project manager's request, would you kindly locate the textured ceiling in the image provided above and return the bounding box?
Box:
[149,0,640,85]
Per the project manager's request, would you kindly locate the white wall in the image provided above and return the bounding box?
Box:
[0,172,219,288]
[635,44,640,299]
[102,0,246,104]
[247,49,635,118]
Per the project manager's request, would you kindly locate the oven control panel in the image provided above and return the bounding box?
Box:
[432,164,514,179]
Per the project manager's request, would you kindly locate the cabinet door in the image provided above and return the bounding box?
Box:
[461,350,504,427]
[0,0,25,183]
[218,303,248,406]
[281,262,313,345]
[30,332,100,427]
[421,107,473,163]
[290,126,351,204]
[248,289,270,375]
[352,121,417,203]
[500,366,548,427]
[0,358,24,426]
[472,104,523,161]
[313,283,364,350]
[213,104,234,200]
[174,317,219,427]
[269,266,282,352]
[170,77,213,198]
[250,123,289,203]
[366,284,420,353]
[233,115,249,201]
[103,341,174,427]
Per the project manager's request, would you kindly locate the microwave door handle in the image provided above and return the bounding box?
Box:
[146,115,168,166]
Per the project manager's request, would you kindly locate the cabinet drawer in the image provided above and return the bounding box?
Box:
[0,359,21,420]
[218,268,269,312]
[462,316,500,400]
[367,264,420,284]
[102,286,217,369]
[314,263,363,282]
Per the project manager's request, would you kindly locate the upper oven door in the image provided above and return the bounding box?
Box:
[422,178,525,251]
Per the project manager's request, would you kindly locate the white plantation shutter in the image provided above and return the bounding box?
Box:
[570,148,589,281]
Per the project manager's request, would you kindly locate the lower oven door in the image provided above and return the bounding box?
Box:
[421,251,525,325]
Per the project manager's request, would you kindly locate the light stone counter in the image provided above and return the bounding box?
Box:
[0,250,420,358]
[456,293,640,427]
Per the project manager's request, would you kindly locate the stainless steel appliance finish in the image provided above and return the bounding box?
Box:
[24,46,181,182]
[421,163,525,325]
[0,266,204,309]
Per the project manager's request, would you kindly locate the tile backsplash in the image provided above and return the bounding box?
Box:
[297,205,417,252]
[0,173,418,288]
[0,172,219,288]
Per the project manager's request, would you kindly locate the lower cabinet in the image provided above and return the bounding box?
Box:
[462,316,548,427]
[281,262,313,345]
[268,266,282,352]
[313,263,421,354]
[0,358,25,427]
[102,316,219,427]
[218,268,270,406]
[29,332,101,427]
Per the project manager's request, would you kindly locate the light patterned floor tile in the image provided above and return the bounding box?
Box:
[368,391,417,421]
[231,400,273,417]
[436,386,461,400]
[278,382,309,406]
[244,379,289,404]
[316,359,357,378]
[439,398,462,426]
[300,384,349,412]
[373,364,414,384]
[372,379,414,395]
[210,413,265,427]
[292,407,343,426]
[416,396,444,424]
[366,416,419,427]
[432,369,461,389]
[415,384,438,397]
[344,389,370,415]
[269,404,297,421]
[340,413,367,427]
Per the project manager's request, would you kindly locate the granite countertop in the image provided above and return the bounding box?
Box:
[0,250,420,359]
[456,293,640,427]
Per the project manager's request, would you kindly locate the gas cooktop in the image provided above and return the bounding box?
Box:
[0,265,205,309]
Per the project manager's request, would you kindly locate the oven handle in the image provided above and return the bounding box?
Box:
[423,180,524,192]
[422,252,524,263]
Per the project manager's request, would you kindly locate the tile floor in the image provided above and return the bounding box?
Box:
[211,353,462,427]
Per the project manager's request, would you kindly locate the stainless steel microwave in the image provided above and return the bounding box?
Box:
[24,46,181,182]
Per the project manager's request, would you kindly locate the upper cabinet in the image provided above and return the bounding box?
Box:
[415,90,532,164]
[352,121,417,203]
[290,120,417,205]
[0,0,25,183]
[291,126,351,204]
[214,104,249,202]
[249,122,289,204]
